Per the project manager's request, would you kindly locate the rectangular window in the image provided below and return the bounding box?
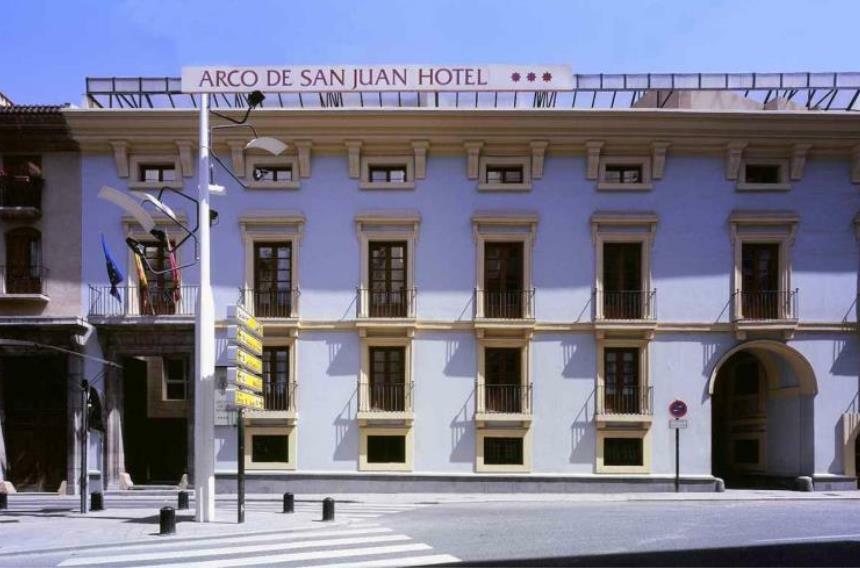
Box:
[604,164,642,184]
[369,347,405,412]
[483,437,524,465]
[602,242,643,319]
[734,439,759,465]
[163,356,187,401]
[604,437,643,466]
[744,164,781,184]
[368,241,408,317]
[251,434,289,463]
[262,347,291,411]
[741,243,780,319]
[139,163,176,183]
[369,165,408,183]
[486,165,524,185]
[603,348,640,414]
[140,241,177,315]
[254,242,292,317]
[253,166,292,182]
[367,435,406,463]
[484,347,522,413]
[483,242,524,318]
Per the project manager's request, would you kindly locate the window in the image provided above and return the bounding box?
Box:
[253,242,292,318]
[486,166,524,185]
[368,241,408,318]
[604,438,643,466]
[741,243,780,319]
[4,227,42,294]
[367,435,406,463]
[483,242,525,319]
[139,241,178,315]
[163,357,187,401]
[484,348,522,414]
[369,165,407,183]
[139,163,176,183]
[737,159,790,191]
[262,347,291,411]
[483,437,523,465]
[369,347,405,412]
[253,166,292,183]
[251,434,289,463]
[359,157,415,189]
[604,348,641,414]
[744,164,780,184]
[604,164,642,184]
[602,243,644,319]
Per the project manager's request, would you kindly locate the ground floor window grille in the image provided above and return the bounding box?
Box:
[251,434,289,463]
[367,435,406,463]
[604,437,643,466]
[483,437,524,465]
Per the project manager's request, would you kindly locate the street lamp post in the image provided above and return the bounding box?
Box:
[194,92,216,522]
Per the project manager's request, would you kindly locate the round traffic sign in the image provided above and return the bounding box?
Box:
[669,399,688,419]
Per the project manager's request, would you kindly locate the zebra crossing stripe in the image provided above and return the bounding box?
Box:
[58,534,411,567]
[150,543,436,568]
[312,554,461,568]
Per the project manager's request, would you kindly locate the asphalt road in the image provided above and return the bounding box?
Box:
[389,499,860,566]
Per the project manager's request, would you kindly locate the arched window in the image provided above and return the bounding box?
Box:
[5,227,42,293]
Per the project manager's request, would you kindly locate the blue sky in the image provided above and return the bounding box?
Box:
[3,0,858,105]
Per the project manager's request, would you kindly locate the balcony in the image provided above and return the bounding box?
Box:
[596,385,653,426]
[88,285,197,318]
[732,289,799,339]
[241,287,299,319]
[475,288,535,320]
[0,265,48,302]
[594,289,656,320]
[358,381,414,423]
[476,382,533,425]
[356,287,417,320]
[246,381,297,423]
[0,175,43,219]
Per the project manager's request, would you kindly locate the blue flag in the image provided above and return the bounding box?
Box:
[101,234,124,303]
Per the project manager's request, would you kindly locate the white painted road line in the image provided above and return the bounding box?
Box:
[755,533,860,543]
[312,554,461,568]
[58,534,411,567]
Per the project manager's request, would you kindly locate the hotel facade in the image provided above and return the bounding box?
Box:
[1,70,859,493]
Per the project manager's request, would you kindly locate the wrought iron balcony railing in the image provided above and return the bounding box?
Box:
[241,287,300,318]
[477,383,533,415]
[88,285,197,317]
[1,265,48,295]
[476,288,535,319]
[595,289,656,320]
[733,289,798,320]
[597,385,653,416]
[0,175,43,215]
[261,381,297,412]
[356,287,417,318]
[359,381,414,413]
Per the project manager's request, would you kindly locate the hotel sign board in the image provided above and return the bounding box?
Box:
[225,304,265,411]
[182,64,574,93]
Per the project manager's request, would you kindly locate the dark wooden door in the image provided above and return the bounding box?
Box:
[604,348,640,413]
[254,242,292,317]
[140,241,177,315]
[603,243,642,318]
[485,348,522,413]
[741,243,779,318]
[484,243,524,318]
[5,228,41,294]
[369,347,405,411]
[369,242,407,317]
[1,356,67,491]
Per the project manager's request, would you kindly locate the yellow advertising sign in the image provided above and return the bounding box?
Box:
[228,326,263,356]
[228,389,264,411]
[227,367,263,393]
[228,304,263,338]
[227,345,263,375]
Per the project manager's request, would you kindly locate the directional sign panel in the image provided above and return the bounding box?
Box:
[227,325,263,356]
[228,367,263,394]
[227,388,264,411]
[227,345,263,375]
[227,305,263,338]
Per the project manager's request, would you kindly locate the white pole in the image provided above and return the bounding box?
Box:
[194,93,216,522]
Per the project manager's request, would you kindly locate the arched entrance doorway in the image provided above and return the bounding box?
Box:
[710,341,816,489]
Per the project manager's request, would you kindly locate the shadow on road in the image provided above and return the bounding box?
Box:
[443,541,860,567]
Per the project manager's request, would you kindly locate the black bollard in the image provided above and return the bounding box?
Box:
[322,497,335,521]
[159,506,176,535]
[177,491,189,510]
[90,491,104,511]
[283,492,294,514]
[0,493,7,510]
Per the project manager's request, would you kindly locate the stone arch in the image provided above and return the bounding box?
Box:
[708,340,817,397]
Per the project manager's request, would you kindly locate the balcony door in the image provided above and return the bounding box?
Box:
[262,347,291,411]
[603,243,642,318]
[485,347,522,413]
[140,241,176,315]
[741,243,779,319]
[369,347,405,411]
[5,227,41,294]
[484,242,524,318]
[604,348,640,414]
[369,241,407,317]
[254,242,292,317]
